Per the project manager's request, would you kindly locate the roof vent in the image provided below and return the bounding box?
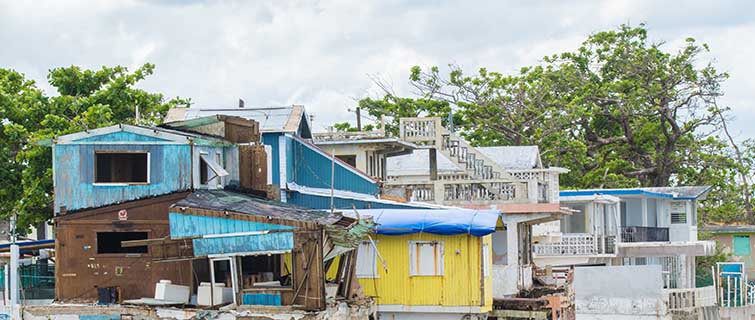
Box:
[239,99,245,108]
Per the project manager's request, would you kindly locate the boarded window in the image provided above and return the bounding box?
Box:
[97,232,149,254]
[671,201,687,224]
[734,236,751,256]
[95,152,148,183]
[482,243,490,277]
[356,241,378,278]
[335,155,357,168]
[409,241,444,276]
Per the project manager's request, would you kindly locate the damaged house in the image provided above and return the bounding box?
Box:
[46,116,266,301]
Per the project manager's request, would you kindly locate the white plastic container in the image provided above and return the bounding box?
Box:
[197,282,234,306]
[154,280,190,303]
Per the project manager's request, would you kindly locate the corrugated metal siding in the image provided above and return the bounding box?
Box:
[286,191,429,210]
[262,133,281,185]
[359,233,486,307]
[242,293,282,305]
[169,213,294,256]
[287,137,378,195]
[53,143,192,213]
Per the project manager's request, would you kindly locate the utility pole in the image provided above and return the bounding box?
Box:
[9,210,20,319]
[355,107,362,131]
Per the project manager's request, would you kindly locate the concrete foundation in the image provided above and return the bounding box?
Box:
[15,302,374,320]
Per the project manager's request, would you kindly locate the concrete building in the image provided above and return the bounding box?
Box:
[533,187,718,318]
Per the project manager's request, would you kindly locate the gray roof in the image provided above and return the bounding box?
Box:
[386,145,541,176]
[165,105,308,134]
[173,189,342,225]
[702,224,755,234]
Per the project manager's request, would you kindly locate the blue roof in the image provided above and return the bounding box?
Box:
[560,186,711,200]
[354,209,501,237]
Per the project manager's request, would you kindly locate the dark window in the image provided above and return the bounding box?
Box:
[97,232,148,254]
[200,157,209,184]
[95,152,148,183]
[336,154,357,167]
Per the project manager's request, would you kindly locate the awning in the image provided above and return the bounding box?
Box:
[200,154,229,178]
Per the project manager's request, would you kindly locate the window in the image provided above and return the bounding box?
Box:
[409,241,444,276]
[482,243,490,277]
[356,241,379,278]
[95,152,149,184]
[671,201,687,224]
[97,232,148,254]
[199,153,229,186]
[335,154,357,168]
[734,236,751,256]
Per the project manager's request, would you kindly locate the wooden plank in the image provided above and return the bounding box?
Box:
[490,309,548,319]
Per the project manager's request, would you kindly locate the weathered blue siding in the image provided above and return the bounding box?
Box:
[53,143,192,213]
[286,191,432,210]
[242,293,282,305]
[169,213,294,256]
[262,133,282,185]
[287,136,379,195]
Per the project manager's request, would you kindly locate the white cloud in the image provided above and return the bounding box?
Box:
[0,0,753,139]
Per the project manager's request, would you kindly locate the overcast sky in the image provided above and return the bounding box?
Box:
[1,0,753,139]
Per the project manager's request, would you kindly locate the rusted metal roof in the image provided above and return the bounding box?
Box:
[172,189,343,225]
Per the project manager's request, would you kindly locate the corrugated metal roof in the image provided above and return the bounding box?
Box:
[170,106,307,133]
[173,189,341,225]
[560,186,712,200]
[702,224,755,234]
[386,145,541,176]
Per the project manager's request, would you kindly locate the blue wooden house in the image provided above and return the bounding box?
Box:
[47,116,263,301]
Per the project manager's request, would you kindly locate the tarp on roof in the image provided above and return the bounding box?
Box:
[350,209,501,236]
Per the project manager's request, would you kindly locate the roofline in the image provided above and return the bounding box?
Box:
[560,189,674,199]
[51,124,233,145]
[288,134,380,184]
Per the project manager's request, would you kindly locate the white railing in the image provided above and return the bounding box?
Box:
[399,117,441,143]
[533,234,617,256]
[665,286,717,311]
[385,179,531,205]
[443,180,521,202]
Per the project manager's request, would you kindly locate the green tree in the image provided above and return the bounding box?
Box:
[0,64,188,231]
[354,24,752,223]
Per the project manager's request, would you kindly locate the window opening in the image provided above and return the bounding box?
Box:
[95,152,148,183]
[97,232,148,254]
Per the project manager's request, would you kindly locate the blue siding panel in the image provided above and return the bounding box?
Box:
[262,133,281,185]
[242,293,282,306]
[53,144,192,213]
[288,137,379,195]
[169,213,294,256]
[286,191,432,210]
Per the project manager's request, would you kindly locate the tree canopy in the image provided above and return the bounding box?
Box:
[0,64,188,231]
[354,24,754,224]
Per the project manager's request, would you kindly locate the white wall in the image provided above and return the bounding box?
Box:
[574,265,668,319]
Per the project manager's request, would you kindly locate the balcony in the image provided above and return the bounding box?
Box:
[621,226,670,242]
[533,233,616,257]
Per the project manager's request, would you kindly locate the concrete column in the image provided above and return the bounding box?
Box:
[506,222,519,268]
[429,148,438,181]
[10,244,19,319]
[642,198,648,226]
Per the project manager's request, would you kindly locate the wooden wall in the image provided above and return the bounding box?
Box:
[239,145,268,193]
[55,192,192,302]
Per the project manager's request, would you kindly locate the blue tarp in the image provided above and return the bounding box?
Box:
[354,209,501,237]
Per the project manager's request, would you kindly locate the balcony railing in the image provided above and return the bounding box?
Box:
[621,226,670,242]
[533,234,616,256]
[665,286,717,311]
[385,179,532,205]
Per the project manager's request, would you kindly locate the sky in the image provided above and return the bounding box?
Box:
[1,0,754,139]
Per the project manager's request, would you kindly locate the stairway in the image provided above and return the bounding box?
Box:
[398,117,511,180]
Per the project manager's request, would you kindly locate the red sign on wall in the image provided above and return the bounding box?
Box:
[118,209,128,221]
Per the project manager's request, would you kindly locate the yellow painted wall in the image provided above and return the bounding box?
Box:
[359,233,492,310]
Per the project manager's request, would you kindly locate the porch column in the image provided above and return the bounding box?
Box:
[507,222,519,269]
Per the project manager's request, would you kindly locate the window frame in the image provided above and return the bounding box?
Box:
[355,240,379,278]
[409,240,444,277]
[670,201,688,224]
[93,150,151,186]
[95,230,150,256]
